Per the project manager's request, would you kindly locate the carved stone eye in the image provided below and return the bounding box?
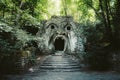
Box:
[67,26,71,30]
[65,25,71,31]
[48,23,57,29]
[51,25,55,29]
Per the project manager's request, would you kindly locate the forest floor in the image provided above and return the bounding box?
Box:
[1,53,120,80]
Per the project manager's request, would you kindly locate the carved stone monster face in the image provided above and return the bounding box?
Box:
[37,16,84,54]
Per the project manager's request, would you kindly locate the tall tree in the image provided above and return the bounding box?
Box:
[113,0,120,48]
[62,0,68,16]
[99,0,113,41]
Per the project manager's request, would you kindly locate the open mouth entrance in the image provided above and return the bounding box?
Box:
[54,37,65,51]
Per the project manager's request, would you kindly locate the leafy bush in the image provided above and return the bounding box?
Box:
[0,21,39,73]
[84,43,111,70]
[83,23,112,70]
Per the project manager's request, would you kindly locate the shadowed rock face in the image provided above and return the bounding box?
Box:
[36,16,86,54]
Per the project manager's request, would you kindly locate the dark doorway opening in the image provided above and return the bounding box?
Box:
[54,37,65,51]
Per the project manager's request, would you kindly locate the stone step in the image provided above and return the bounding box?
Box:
[43,62,78,64]
[40,63,79,66]
[38,54,81,72]
[39,65,80,69]
[44,59,74,62]
[39,68,81,72]
[43,59,76,62]
[44,60,75,62]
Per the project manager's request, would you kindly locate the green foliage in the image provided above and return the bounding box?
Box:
[82,22,113,70]
[84,49,111,70]
[84,24,103,43]
[0,20,38,73]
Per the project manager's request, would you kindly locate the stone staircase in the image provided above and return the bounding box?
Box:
[39,52,81,72]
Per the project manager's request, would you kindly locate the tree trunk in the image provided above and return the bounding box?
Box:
[104,0,113,40]
[113,0,120,48]
[15,0,24,26]
[62,0,68,16]
[2,6,5,18]
[99,0,112,42]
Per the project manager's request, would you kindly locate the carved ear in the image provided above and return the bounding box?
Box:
[41,20,47,25]
[36,20,47,36]
[40,20,47,28]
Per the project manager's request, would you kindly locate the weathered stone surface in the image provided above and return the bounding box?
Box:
[38,52,81,72]
[36,16,86,54]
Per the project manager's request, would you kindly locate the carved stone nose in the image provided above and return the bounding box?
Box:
[61,32,66,35]
[56,31,66,35]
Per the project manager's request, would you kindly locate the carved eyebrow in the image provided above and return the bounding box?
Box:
[46,23,58,28]
[60,21,69,28]
[64,22,71,28]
